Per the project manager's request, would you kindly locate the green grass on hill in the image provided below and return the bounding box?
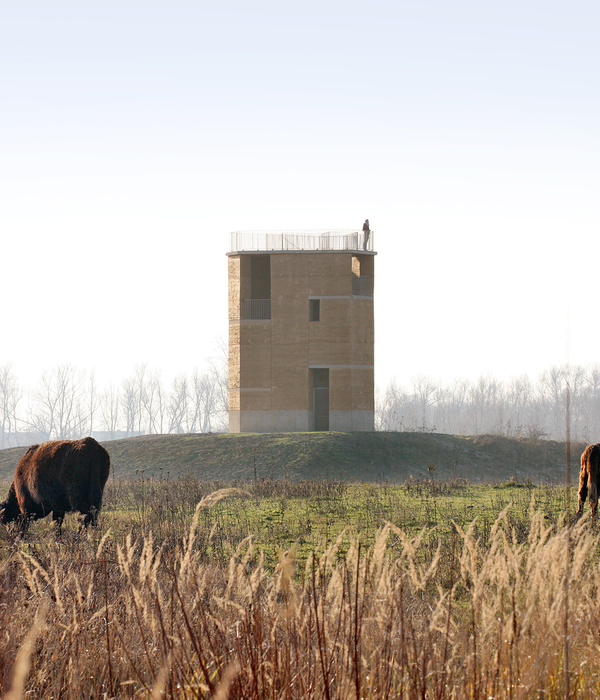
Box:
[0,431,583,483]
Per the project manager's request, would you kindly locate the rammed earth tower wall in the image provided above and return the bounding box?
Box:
[227,230,375,433]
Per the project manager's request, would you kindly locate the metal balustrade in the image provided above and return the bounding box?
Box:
[240,299,271,320]
[352,275,374,297]
[230,229,374,253]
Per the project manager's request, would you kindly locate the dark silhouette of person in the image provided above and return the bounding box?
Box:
[362,219,370,250]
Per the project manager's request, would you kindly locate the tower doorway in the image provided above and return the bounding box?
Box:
[312,368,329,431]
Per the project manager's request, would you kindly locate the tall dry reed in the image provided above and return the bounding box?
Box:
[0,492,599,698]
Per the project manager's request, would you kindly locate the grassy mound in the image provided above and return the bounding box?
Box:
[0,432,583,483]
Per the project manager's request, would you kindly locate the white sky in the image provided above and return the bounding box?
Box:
[1,0,599,392]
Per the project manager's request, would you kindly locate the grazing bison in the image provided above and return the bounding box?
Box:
[577,443,600,518]
[0,437,110,531]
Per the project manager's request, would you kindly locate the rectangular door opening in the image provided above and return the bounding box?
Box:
[312,368,329,431]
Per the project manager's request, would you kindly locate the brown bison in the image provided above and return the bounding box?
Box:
[0,437,110,531]
[577,443,600,518]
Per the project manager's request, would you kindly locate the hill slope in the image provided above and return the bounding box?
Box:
[0,432,583,483]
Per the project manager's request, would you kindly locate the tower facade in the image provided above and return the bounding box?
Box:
[227,230,375,433]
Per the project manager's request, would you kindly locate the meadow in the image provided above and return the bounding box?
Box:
[0,475,597,698]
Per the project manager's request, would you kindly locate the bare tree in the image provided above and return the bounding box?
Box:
[534,364,587,440]
[100,383,120,437]
[444,378,469,435]
[168,374,189,433]
[204,368,224,432]
[143,370,166,434]
[566,365,587,440]
[29,364,88,439]
[411,374,439,431]
[87,370,99,436]
[0,364,22,448]
[466,375,503,434]
[208,340,229,431]
[375,380,408,431]
[505,375,533,437]
[120,372,140,437]
[581,365,600,441]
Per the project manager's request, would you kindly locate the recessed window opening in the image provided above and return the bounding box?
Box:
[251,255,271,299]
[240,255,271,320]
[309,299,320,322]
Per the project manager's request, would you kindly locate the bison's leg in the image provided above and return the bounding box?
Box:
[12,509,47,535]
[577,489,588,516]
[17,512,36,534]
[52,511,65,535]
[591,488,599,519]
[577,470,589,517]
[79,506,99,531]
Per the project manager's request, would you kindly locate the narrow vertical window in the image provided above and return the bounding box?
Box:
[309,299,320,322]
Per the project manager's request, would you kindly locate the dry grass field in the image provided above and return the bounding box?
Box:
[0,476,597,698]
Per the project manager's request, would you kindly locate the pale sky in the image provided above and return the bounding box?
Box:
[1,0,599,392]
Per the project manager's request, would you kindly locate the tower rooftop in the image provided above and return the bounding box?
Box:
[229,229,375,254]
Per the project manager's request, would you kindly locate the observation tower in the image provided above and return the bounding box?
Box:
[227,229,375,432]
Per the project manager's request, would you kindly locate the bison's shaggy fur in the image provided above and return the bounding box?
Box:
[0,437,110,531]
[577,443,600,518]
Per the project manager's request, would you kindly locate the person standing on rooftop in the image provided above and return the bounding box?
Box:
[362,219,370,250]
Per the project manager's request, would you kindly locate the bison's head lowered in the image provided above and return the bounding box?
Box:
[0,483,21,524]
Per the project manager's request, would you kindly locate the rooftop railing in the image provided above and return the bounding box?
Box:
[229,229,374,253]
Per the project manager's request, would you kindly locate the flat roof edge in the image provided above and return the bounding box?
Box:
[226,250,377,256]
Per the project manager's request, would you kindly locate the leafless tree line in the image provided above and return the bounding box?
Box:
[376,364,600,442]
[2,360,596,446]
[0,360,229,448]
